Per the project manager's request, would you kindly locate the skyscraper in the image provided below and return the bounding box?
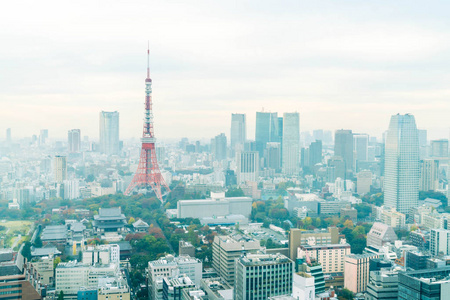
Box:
[39,129,49,145]
[430,139,449,158]
[384,114,419,215]
[54,155,67,183]
[68,129,81,153]
[237,151,260,184]
[419,159,439,191]
[309,140,322,167]
[282,112,300,175]
[6,128,11,143]
[353,133,369,165]
[212,133,227,161]
[230,113,246,152]
[334,129,354,176]
[255,112,278,156]
[99,111,120,155]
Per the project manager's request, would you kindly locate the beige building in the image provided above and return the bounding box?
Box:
[357,170,372,195]
[98,277,130,300]
[366,222,398,249]
[380,208,406,228]
[212,235,260,285]
[54,155,67,183]
[288,227,339,261]
[29,256,54,286]
[344,254,378,293]
[297,244,351,275]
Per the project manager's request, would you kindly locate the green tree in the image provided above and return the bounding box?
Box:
[21,242,32,261]
[225,188,245,197]
[340,288,353,299]
[58,291,64,300]
[33,235,43,248]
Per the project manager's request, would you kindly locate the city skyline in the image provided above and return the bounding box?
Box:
[1,1,450,140]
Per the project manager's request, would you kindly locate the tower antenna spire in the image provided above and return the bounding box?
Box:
[125,45,170,201]
[147,41,150,79]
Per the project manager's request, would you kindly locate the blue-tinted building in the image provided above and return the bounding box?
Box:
[77,289,97,300]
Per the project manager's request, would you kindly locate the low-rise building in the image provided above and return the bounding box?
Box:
[365,269,398,300]
[93,207,126,234]
[177,192,252,219]
[163,276,195,300]
[366,223,397,249]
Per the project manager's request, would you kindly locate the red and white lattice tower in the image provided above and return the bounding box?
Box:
[124,48,170,201]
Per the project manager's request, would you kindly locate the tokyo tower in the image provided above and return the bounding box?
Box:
[124,47,170,201]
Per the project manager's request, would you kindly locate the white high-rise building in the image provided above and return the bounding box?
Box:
[231,113,246,152]
[99,111,120,155]
[430,229,450,256]
[384,114,419,215]
[419,159,439,191]
[282,112,300,175]
[237,151,259,184]
[54,155,67,183]
[68,129,81,153]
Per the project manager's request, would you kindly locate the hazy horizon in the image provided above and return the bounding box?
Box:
[1,1,450,141]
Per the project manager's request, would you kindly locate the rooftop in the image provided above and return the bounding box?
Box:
[41,225,68,241]
[239,253,292,266]
[300,243,350,250]
[31,247,61,257]
[94,207,126,221]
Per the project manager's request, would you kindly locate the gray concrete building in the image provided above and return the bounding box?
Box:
[234,253,294,300]
[212,235,260,285]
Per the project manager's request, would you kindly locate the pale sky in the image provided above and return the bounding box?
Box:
[1,1,450,141]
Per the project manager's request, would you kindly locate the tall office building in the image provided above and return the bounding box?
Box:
[357,170,372,195]
[384,114,419,215]
[212,235,260,285]
[39,129,48,145]
[430,229,450,256]
[430,139,449,158]
[344,254,378,294]
[54,155,67,183]
[308,140,322,167]
[418,129,427,159]
[419,159,439,191]
[313,129,324,141]
[234,253,294,300]
[255,112,279,156]
[230,113,246,152]
[6,128,11,143]
[282,112,300,175]
[354,133,369,171]
[265,142,281,172]
[237,151,260,184]
[212,133,227,161]
[68,129,81,153]
[334,129,354,176]
[99,111,120,155]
